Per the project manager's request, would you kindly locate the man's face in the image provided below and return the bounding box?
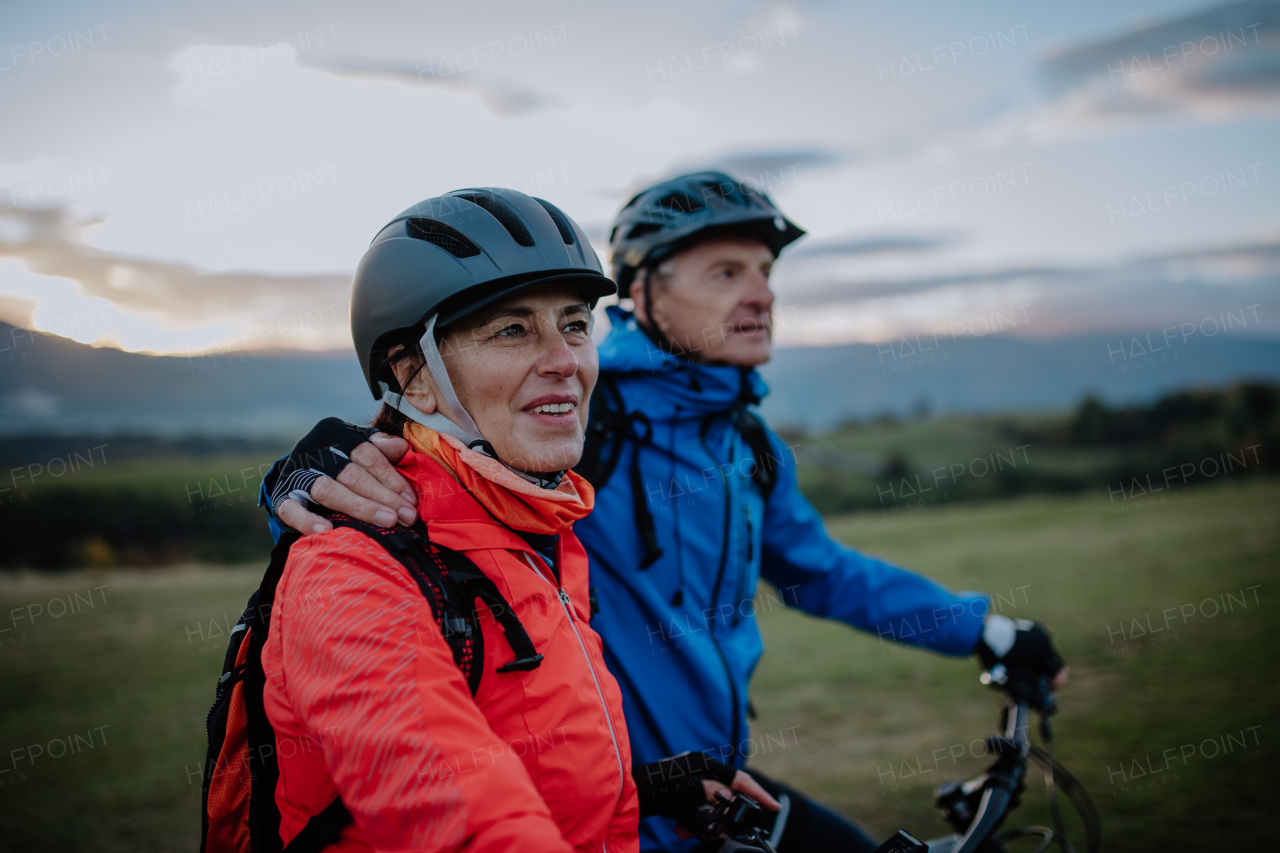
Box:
[630,236,775,366]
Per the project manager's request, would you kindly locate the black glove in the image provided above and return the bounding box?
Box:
[976,616,1065,688]
[267,418,376,513]
[633,752,736,820]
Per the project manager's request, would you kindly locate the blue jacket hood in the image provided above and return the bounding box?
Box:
[598,306,770,419]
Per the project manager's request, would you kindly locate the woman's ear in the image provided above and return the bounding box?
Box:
[390,354,440,416]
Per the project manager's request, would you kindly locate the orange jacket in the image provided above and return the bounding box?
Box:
[262,426,639,852]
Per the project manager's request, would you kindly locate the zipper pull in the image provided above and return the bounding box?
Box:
[558,588,577,621]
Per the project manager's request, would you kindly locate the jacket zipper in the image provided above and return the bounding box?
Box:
[701,419,742,764]
[734,510,753,627]
[521,551,625,849]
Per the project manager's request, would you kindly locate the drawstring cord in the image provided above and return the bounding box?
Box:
[628,411,664,570]
[669,405,685,606]
[629,368,776,608]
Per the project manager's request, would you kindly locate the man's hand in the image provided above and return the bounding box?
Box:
[633,753,778,823]
[977,615,1069,691]
[701,770,780,812]
[271,419,416,534]
[671,771,782,840]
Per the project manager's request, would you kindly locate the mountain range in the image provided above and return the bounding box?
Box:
[2,322,1277,437]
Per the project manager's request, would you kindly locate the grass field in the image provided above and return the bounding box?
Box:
[0,478,1276,851]
[751,477,1279,850]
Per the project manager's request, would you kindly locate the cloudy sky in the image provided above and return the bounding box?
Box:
[1,0,1277,355]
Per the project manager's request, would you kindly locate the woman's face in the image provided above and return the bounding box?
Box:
[409,283,598,473]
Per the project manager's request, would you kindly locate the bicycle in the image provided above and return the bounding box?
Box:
[692,666,1101,853]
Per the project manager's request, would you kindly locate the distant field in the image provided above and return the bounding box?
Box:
[751,477,1279,850]
[790,382,1277,515]
[791,413,1124,515]
[0,479,1276,851]
[0,447,284,568]
[5,384,1273,567]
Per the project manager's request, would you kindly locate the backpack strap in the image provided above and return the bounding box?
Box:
[626,411,664,569]
[734,407,779,498]
[244,530,299,853]
[334,516,487,693]
[576,373,629,489]
[281,797,351,853]
[324,515,545,683]
[422,541,545,673]
[575,373,664,570]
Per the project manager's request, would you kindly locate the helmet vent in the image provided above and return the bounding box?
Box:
[406,219,482,258]
[705,180,747,204]
[457,193,535,247]
[627,223,663,239]
[534,197,576,244]
[654,191,704,215]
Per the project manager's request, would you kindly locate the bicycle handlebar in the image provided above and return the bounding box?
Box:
[877,673,1098,853]
[950,702,1030,853]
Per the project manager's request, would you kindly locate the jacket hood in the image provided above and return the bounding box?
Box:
[598,306,769,418]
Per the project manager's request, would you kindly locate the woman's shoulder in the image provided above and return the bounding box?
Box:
[282,525,420,597]
[396,447,463,499]
[394,449,498,526]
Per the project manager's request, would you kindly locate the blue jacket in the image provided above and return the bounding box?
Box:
[584,308,987,850]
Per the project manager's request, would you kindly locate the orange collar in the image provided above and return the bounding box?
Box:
[403,423,593,535]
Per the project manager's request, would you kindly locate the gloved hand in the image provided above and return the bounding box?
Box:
[976,615,1069,692]
[632,753,779,821]
[267,418,416,534]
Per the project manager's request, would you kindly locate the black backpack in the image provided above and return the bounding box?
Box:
[574,373,780,571]
[199,514,544,853]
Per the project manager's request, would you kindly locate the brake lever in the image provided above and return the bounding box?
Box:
[686,792,779,853]
[981,665,1057,717]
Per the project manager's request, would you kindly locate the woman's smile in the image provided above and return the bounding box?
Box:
[524,394,580,425]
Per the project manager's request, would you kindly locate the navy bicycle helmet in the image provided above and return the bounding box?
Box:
[607,171,805,293]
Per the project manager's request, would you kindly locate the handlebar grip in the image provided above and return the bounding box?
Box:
[952,787,1011,853]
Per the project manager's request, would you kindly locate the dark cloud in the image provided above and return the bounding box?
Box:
[0,206,351,339]
[1038,1,1280,117]
[701,147,844,177]
[779,239,1280,338]
[600,145,846,204]
[785,233,954,260]
[298,57,555,117]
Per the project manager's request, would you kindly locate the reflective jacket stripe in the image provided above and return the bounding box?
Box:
[521,550,627,835]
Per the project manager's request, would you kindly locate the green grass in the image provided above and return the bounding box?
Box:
[0,479,1276,851]
[0,567,260,851]
[750,477,1279,850]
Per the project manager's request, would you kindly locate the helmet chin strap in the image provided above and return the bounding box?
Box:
[380,315,485,446]
[379,315,566,490]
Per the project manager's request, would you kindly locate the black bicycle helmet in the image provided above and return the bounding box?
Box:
[351,187,615,399]
[608,171,805,293]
